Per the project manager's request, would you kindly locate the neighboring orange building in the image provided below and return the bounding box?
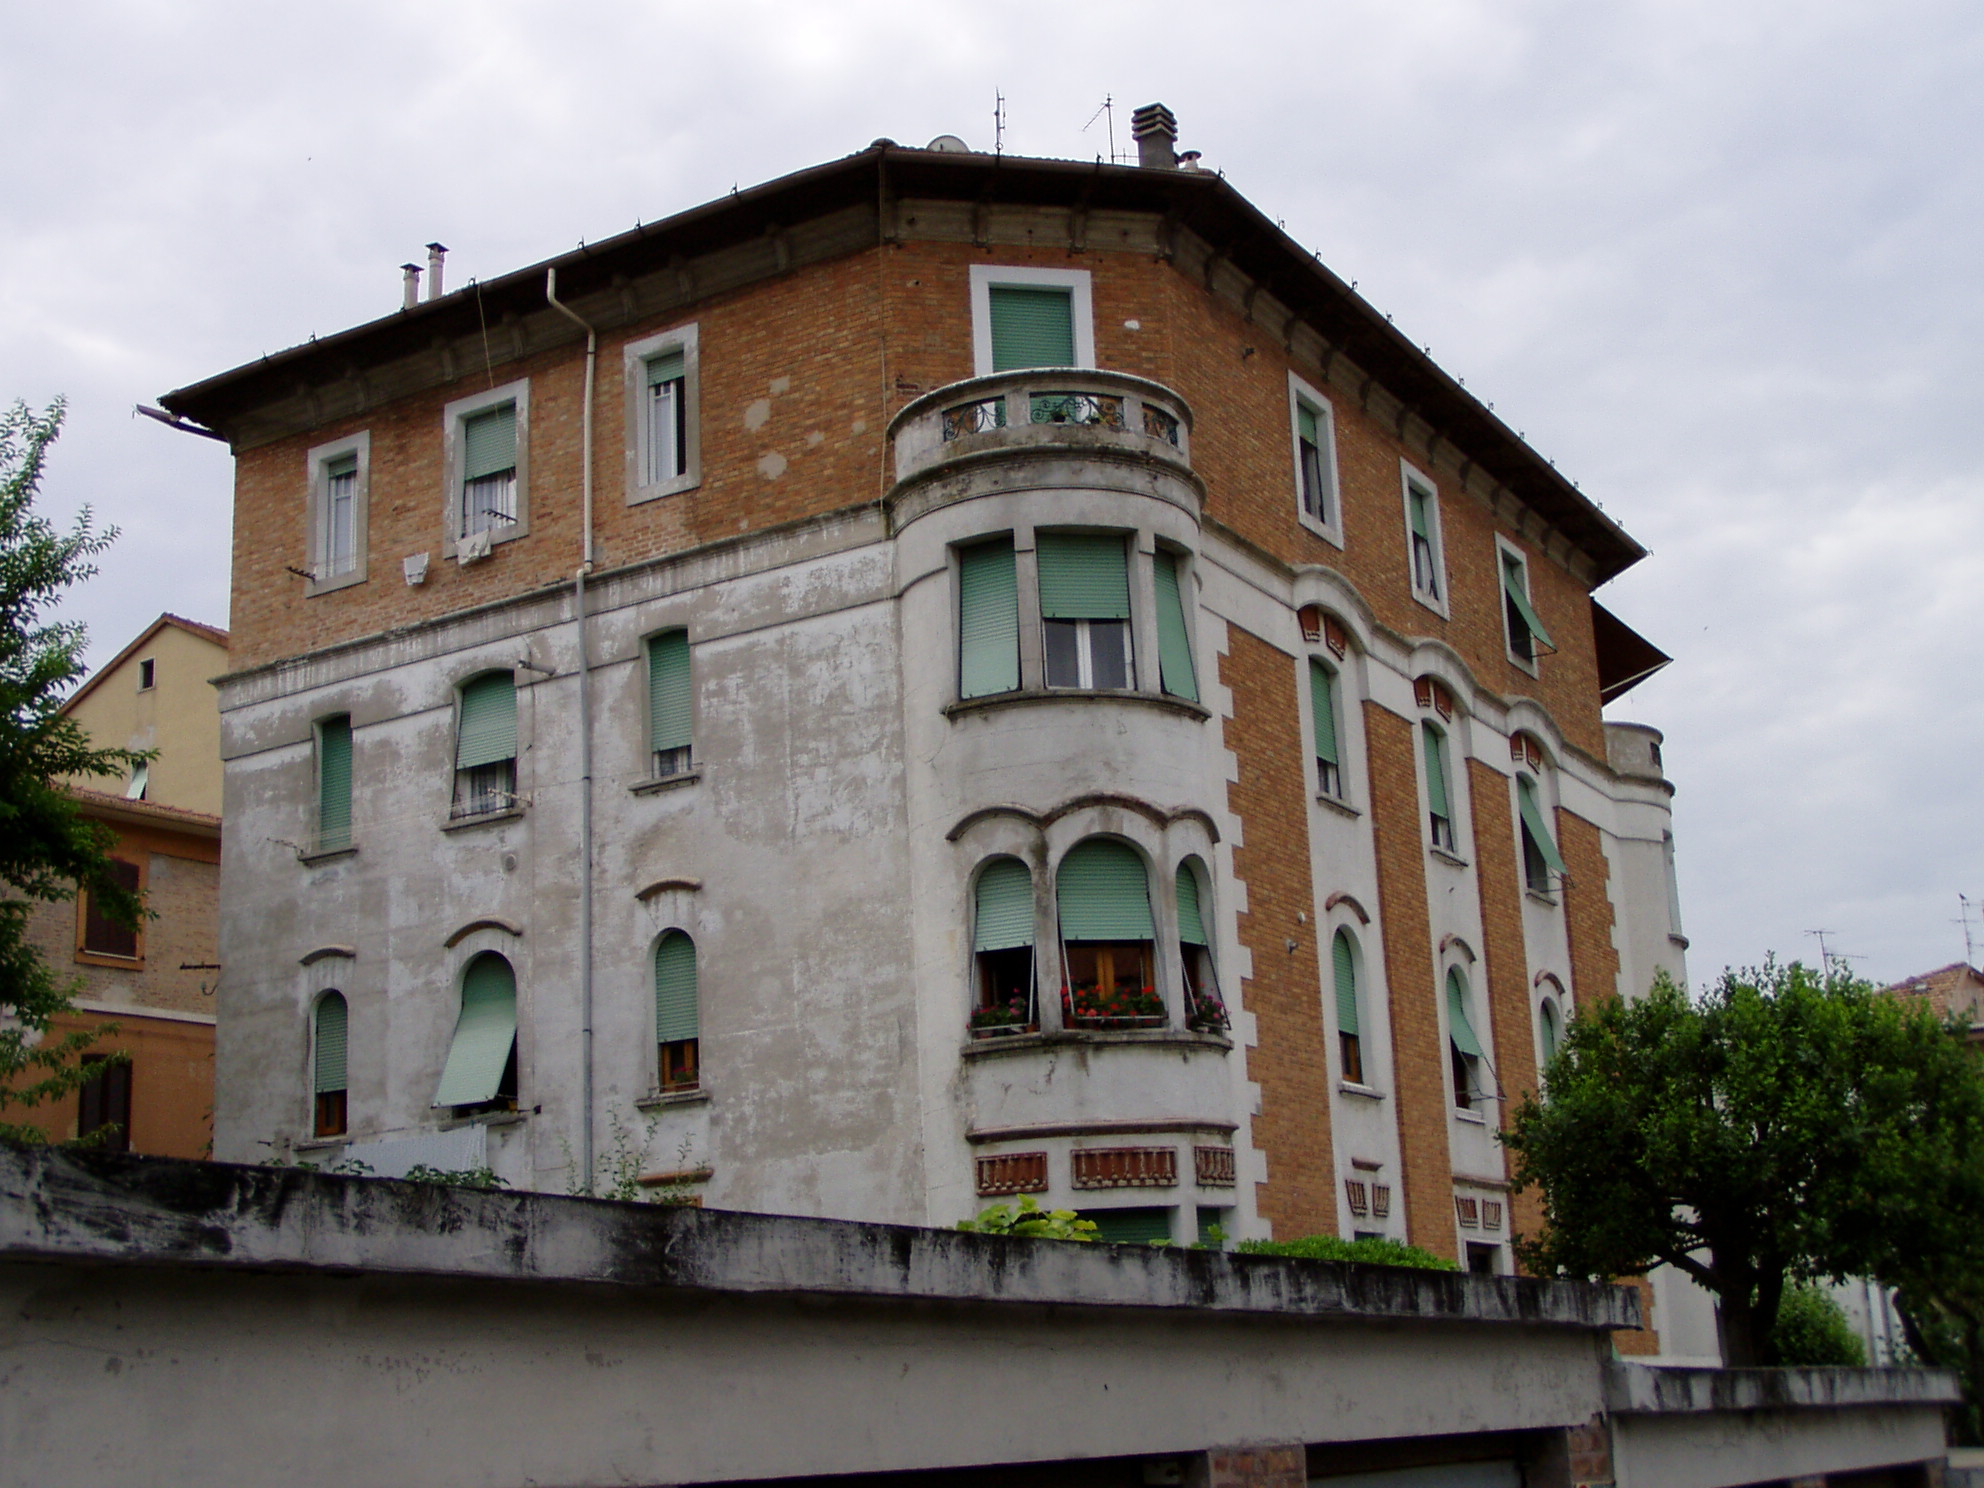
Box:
[14,614,226,1156]
[1884,962,1984,1047]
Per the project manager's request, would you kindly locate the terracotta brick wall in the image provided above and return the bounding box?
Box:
[1558,809,1622,1008]
[1221,626,1337,1240]
[1363,701,1456,1258]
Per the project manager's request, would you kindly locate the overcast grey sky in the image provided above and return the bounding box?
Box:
[6,1,1980,988]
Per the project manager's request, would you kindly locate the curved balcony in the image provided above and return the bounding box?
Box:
[889,370,1195,490]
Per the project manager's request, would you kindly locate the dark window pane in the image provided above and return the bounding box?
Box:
[82,860,141,958]
[78,1054,131,1152]
[1044,620,1082,688]
[1089,621,1129,689]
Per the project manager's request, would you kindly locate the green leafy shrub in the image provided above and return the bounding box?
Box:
[1236,1233,1458,1271]
[957,1195,1097,1242]
[400,1163,506,1189]
[1769,1284,1866,1367]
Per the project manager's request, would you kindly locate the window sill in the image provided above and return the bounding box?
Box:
[1338,1080,1384,1101]
[1315,792,1361,820]
[638,1164,713,1188]
[441,805,525,833]
[1524,889,1558,908]
[1429,846,1470,868]
[631,771,701,797]
[293,1136,349,1153]
[305,569,367,599]
[627,475,702,507]
[1411,588,1450,621]
[635,1087,710,1110]
[1453,1108,1487,1126]
[1504,651,1541,678]
[960,1027,1231,1059]
[299,845,358,866]
[74,950,143,971]
[435,1107,529,1129]
[1296,511,1345,550]
[944,689,1211,724]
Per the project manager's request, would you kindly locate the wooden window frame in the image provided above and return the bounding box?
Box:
[76,855,146,968]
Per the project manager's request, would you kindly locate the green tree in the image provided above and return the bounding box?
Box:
[0,398,147,1143]
[1502,961,1984,1369]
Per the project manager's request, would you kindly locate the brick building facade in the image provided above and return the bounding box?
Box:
[162,116,1688,1282]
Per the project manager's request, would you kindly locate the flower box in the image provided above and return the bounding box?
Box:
[1062,984,1166,1030]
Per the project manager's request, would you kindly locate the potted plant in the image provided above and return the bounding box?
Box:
[1063,982,1167,1030]
[969,997,1035,1037]
[1187,986,1230,1033]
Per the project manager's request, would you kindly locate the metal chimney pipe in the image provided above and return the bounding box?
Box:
[1131,102,1178,170]
[401,263,423,310]
[426,242,448,300]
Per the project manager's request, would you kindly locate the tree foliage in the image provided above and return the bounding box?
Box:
[1503,961,1984,1372]
[1235,1234,1458,1272]
[1771,1285,1866,1368]
[0,398,146,1143]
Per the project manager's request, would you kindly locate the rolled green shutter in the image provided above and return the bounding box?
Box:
[1057,840,1155,942]
[462,404,517,480]
[1447,968,1484,1057]
[1421,724,1451,820]
[1408,486,1431,540]
[433,955,517,1106]
[1539,1000,1560,1063]
[1088,1207,1172,1244]
[1501,557,1555,649]
[1516,775,1569,875]
[647,632,692,753]
[1310,662,1340,767]
[655,932,699,1044]
[1297,403,1319,448]
[1176,865,1208,947]
[456,674,517,768]
[958,540,1020,698]
[314,992,348,1095]
[646,349,686,387]
[326,452,358,481]
[1153,551,1199,701]
[1333,930,1360,1038]
[318,716,352,850]
[974,858,1034,951]
[988,286,1076,371]
[1036,534,1130,619]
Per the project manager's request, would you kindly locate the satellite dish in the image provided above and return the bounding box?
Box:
[926,134,971,154]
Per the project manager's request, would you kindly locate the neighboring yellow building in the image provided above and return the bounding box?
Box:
[14,614,227,1156]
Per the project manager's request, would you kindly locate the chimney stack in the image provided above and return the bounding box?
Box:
[426,242,448,300]
[1131,103,1178,170]
[401,263,423,310]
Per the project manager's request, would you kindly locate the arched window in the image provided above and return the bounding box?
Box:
[1515,773,1567,894]
[655,931,700,1091]
[1309,660,1343,798]
[434,953,518,1109]
[1176,859,1226,1031]
[1057,839,1160,1028]
[454,671,518,818]
[1538,996,1562,1067]
[1421,723,1456,852]
[313,991,348,1138]
[1332,929,1364,1085]
[1446,967,1485,1110]
[971,858,1036,1036]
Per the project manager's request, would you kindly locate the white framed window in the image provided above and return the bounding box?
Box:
[969,265,1095,377]
[1401,462,1447,615]
[305,430,369,594]
[1421,721,1457,853]
[1445,966,1486,1110]
[1037,532,1134,691]
[623,323,701,504]
[1288,373,1342,545]
[1497,537,1554,671]
[453,671,518,819]
[443,380,530,551]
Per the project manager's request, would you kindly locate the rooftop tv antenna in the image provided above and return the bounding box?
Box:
[1807,928,1836,973]
[1083,94,1123,163]
[1958,894,1977,965]
[993,89,1006,155]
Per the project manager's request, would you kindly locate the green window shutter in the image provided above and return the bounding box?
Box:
[647,632,692,753]
[1057,839,1155,942]
[1539,1001,1560,1063]
[1516,776,1569,875]
[1408,486,1431,540]
[1153,551,1199,702]
[988,286,1076,371]
[1297,402,1319,448]
[1501,557,1556,649]
[974,858,1035,951]
[1310,662,1340,766]
[958,539,1020,698]
[646,349,686,387]
[1447,968,1484,1057]
[1421,725,1451,820]
[318,716,352,849]
[462,404,517,480]
[1088,1207,1172,1244]
[1333,930,1360,1038]
[1176,865,1208,947]
[433,955,518,1106]
[1036,534,1130,619]
[456,673,517,768]
[654,932,699,1044]
[326,452,358,480]
[314,993,348,1095]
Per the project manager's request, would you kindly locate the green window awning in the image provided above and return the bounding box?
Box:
[1421,724,1451,821]
[1333,929,1359,1038]
[1447,968,1484,1058]
[314,992,348,1095]
[318,715,352,850]
[1036,534,1130,620]
[1153,551,1199,702]
[1502,557,1555,649]
[1057,839,1154,942]
[1088,1206,1172,1244]
[655,932,699,1044]
[958,539,1021,698]
[1176,864,1208,947]
[1408,485,1432,540]
[1310,661,1340,766]
[974,858,1034,951]
[1540,999,1560,1064]
[456,673,518,769]
[647,631,692,753]
[988,285,1076,371]
[462,404,517,481]
[433,954,517,1107]
[1516,775,1569,875]
[646,349,686,387]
